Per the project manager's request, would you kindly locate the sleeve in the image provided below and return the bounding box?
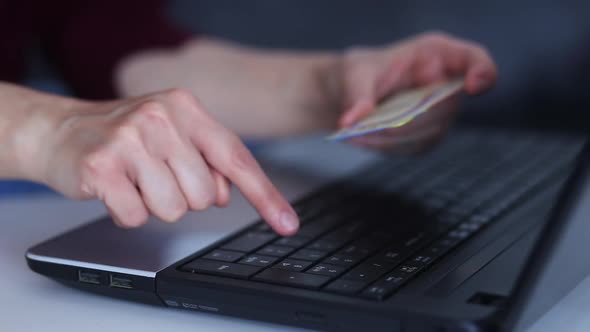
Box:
[35,0,193,100]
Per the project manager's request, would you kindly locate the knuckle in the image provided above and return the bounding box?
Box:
[164,88,207,115]
[79,149,117,181]
[136,100,166,115]
[162,88,209,121]
[164,88,196,105]
[132,101,172,128]
[112,123,142,145]
[75,182,95,200]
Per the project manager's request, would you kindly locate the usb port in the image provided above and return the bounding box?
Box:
[109,274,133,289]
[78,270,101,285]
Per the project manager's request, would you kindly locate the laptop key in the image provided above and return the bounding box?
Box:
[403,230,438,248]
[238,255,278,267]
[274,235,311,248]
[307,263,346,277]
[436,235,462,249]
[374,248,409,265]
[253,222,272,233]
[406,253,436,268]
[375,230,435,264]
[394,262,424,276]
[361,284,397,300]
[253,269,330,289]
[202,250,244,262]
[308,239,348,252]
[290,249,328,261]
[297,216,342,237]
[340,220,369,235]
[337,241,376,259]
[275,259,312,272]
[354,233,392,250]
[341,259,395,283]
[182,259,261,278]
[307,229,356,251]
[361,274,409,300]
[422,197,448,212]
[436,211,466,227]
[256,245,295,257]
[323,254,360,267]
[419,242,453,261]
[294,204,323,223]
[222,232,276,252]
[469,213,494,226]
[447,229,471,240]
[324,279,367,295]
[457,221,482,232]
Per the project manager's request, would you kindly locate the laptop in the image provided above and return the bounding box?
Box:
[26,127,589,332]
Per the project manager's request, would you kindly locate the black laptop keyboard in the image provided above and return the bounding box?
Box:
[180,131,581,301]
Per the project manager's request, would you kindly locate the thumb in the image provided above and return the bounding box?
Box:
[339,53,413,128]
[339,63,379,128]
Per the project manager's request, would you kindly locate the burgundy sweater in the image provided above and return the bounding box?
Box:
[0,0,191,99]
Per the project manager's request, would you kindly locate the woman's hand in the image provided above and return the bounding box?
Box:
[115,31,496,149]
[3,85,298,235]
[333,32,498,152]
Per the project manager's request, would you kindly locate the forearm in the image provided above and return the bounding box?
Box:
[0,83,80,181]
[115,38,343,138]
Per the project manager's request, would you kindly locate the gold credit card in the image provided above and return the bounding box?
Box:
[327,79,464,141]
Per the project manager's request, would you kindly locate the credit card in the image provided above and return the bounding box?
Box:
[327,79,464,141]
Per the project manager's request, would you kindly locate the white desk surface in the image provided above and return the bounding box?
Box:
[2,138,590,331]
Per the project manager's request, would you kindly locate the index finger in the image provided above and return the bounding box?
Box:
[192,122,299,236]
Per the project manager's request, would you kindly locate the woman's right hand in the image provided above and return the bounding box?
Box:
[22,88,299,235]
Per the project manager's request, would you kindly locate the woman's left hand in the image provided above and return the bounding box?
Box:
[334,31,498,152]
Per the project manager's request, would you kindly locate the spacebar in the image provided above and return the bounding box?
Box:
[253,269,330,289]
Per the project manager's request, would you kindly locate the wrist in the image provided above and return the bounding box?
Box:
[310,52,344,129]
[2,86,86,182]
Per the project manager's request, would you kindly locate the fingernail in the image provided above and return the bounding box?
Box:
[279,211,299,233]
